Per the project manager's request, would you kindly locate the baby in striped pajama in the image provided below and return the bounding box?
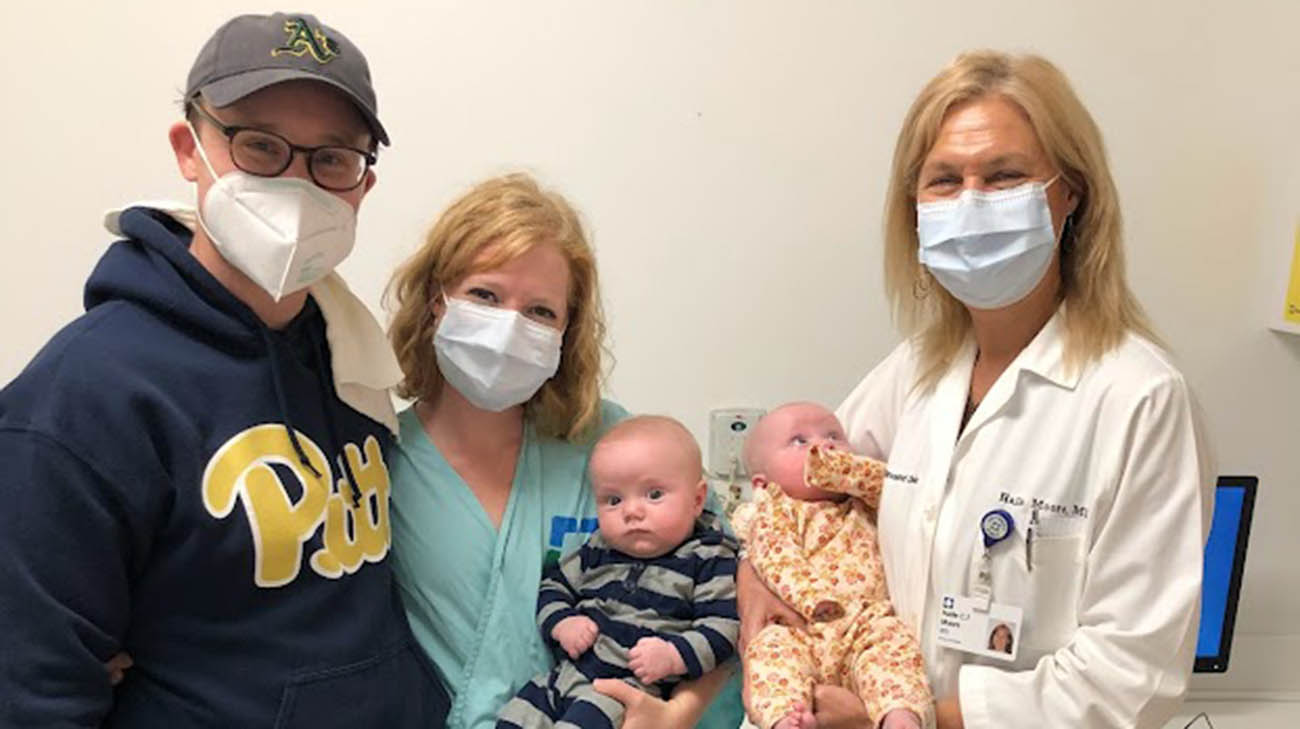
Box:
[496,416,740,729]
[733,403,931,729]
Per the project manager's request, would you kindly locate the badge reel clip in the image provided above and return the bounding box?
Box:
[973,508,1014,612]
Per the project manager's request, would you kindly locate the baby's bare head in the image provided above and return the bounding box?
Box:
[591,415,702,484]
[589,415,706,558]
[743,402,848,501]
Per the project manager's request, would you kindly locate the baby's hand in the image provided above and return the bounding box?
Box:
[811,599,846,623]
[552,615,599,659]
[627,636,686,684]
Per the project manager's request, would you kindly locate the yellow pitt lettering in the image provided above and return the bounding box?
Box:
[310,435,393,577]
[202,424,331,588]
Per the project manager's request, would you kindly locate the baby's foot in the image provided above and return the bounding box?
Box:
[772,703,817,729]
[880,708,922,729]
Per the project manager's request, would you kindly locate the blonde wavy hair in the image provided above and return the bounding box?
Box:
[386,173,608,442]
[883,50,1158,388]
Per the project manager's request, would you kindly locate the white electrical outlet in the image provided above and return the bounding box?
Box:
[707,407,765,478]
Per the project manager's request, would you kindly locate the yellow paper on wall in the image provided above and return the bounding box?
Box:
[1287,224,1300,324]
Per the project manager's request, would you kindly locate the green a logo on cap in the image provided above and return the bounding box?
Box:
[271,17,339,64]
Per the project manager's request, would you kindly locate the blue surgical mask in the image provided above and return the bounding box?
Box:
[916,175,1061,309]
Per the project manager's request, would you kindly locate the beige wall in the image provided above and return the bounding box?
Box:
[2,0,1297,697]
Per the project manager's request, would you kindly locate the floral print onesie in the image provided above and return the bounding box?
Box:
[732,445,932,729]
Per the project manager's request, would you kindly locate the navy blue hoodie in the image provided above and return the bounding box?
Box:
[0,208,449,727]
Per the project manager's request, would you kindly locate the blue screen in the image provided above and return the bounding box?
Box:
[1197,486,1245,658]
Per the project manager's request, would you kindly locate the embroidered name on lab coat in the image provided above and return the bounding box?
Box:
[998,491,1089,519]
[886,470,920,485]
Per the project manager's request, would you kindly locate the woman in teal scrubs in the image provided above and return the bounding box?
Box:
[385,173,741,729]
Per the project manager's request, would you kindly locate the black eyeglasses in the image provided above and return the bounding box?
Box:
[190,104,376,192]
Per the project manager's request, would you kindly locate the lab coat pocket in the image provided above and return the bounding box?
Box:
[976,509,1085,656]
[1021,518,1085,651]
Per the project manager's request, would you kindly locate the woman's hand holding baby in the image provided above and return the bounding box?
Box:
[810,685,871,728]
[627,637,685,684]
[551,615,599,659]
[737,559,806,654]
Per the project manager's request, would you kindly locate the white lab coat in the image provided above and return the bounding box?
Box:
[837,308,1214,729]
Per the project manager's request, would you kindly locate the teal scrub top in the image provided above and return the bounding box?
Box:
[390,401,743,729]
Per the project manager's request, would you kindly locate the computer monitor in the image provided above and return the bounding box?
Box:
[1194,475,1257,673]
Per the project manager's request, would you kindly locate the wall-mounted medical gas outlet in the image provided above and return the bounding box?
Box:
[707,407,765,479]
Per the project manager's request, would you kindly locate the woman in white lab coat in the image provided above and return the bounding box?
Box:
[738,51,1215,729]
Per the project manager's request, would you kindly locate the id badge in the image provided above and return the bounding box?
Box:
[935,594,1023,662]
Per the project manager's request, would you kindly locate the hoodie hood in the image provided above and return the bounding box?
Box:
[96,204,401,434]
[87,206,265,352]
[88,206,369,502]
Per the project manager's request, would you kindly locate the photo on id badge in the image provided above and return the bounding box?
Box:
[987,621,1016,655]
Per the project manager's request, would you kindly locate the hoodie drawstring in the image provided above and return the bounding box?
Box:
[309,324,363,508]
[259,322,363,508]
[260,328,323,480]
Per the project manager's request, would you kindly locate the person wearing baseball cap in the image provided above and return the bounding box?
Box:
[0,13,449,727]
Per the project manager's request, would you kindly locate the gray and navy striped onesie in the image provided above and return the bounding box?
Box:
[496,512,739,729]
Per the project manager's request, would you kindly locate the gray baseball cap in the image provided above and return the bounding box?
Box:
[185,12,389,146]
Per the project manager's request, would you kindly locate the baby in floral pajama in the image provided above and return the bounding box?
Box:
[732,403,931,729]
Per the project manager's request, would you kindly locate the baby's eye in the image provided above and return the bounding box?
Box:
[647,489,665,501]
[790,435,808,446]
[604,494,622,507]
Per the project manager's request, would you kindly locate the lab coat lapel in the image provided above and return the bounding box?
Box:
[917,341,976,605]
[960,359,1019,441]
[961,306,1074,439]
[929,339,977,475]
